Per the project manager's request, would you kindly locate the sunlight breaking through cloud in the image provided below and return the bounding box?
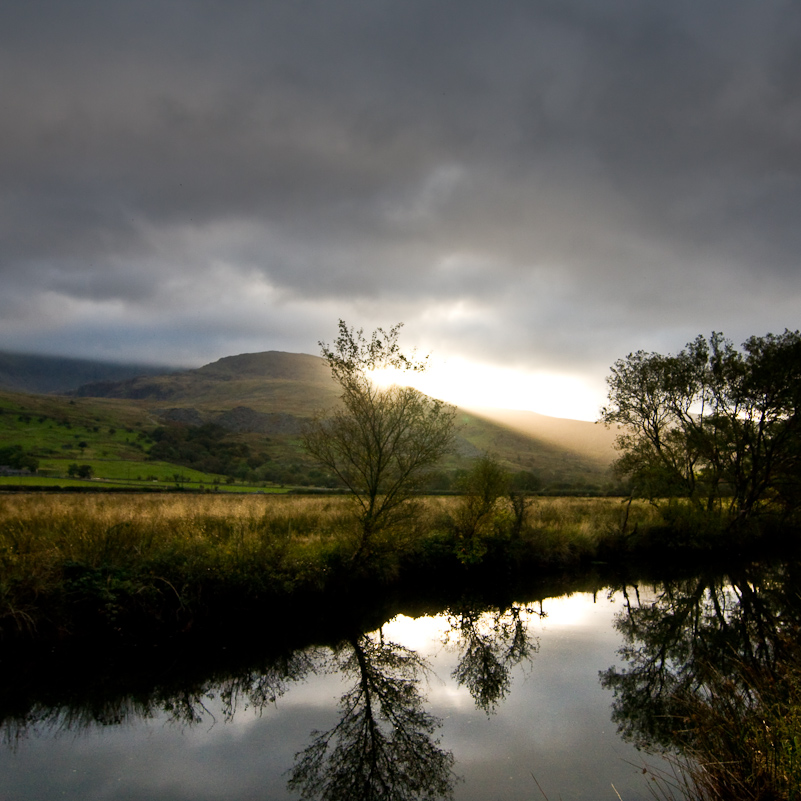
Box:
[370,358,604,421]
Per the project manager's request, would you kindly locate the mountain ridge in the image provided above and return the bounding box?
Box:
[0,348,617,488]
[462,406,616,464]
[72,350,341,416]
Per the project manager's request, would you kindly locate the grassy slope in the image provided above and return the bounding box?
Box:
[1,351,617,488]
[462,407,617,469]
[74,351,341,416]
[448,409,613,486]
[0,390,236,489]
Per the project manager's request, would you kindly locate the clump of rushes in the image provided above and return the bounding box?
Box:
[0,494,355,639]
[664,645,801,801]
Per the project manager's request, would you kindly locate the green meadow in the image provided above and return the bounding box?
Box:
[0,390,294,491]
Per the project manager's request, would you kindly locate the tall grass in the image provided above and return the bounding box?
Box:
[643,649,801,801]
[0,494,356,637]
[525,496,661,561]
[0,493,683,641]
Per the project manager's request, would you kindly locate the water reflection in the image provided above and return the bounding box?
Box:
[7,567,797,799]
[288,632,456,801]
[1,649,318,745]
[443,603,541,714]
[600,560,801,791]
[286,603,540,800]
[1,600,544,800]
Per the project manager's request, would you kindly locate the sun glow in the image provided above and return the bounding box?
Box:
[369,358,603,421]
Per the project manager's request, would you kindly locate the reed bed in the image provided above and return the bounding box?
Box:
[0,493,350,569]
[0,494,356,637]
[524,496,661,560]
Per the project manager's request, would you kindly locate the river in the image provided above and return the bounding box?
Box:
[3,560,797,800]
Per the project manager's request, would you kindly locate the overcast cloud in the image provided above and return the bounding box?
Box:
[2,0,800,417]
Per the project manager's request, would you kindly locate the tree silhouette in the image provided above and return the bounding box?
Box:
[444,603,540,714]
[303,321,456,556]
[288,631,456,801]
[601,330,801,523]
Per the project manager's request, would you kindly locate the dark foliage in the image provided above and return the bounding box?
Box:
[602,330,801,526]
[0,444,38,473]
[148,423,255,477]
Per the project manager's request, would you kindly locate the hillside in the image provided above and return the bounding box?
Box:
[463,407,618,465]
[70,351,615,488]
[451,409,614,488]
[0,350,618,491]
[74,351,341,417]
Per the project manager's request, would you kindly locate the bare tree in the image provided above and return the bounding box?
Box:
[303,321,456,554]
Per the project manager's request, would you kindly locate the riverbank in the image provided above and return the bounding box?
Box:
[0,493,795,646]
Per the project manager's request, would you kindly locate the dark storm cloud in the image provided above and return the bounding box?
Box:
[1,0,800,398]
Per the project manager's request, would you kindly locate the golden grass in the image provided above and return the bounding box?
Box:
[0,494,354,573]
[0,494,355,630]
[0,493,658,574]
[0,492,666,639]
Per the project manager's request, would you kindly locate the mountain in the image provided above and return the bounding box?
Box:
[0,351,173,395]
[72,351,616,487]
[451,408,615,486]
[74,351,340,416]
[462,407,617,465]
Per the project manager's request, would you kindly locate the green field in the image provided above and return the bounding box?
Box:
[0,475,290,493]
[0,391,295,491]
[38,458,223,483]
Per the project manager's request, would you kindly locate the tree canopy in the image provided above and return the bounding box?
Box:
[601,330,801,524]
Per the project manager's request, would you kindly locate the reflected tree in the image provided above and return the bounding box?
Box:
[601,565,801,747]
[444,603,541,714]
[288,631,456,801]
[1,649,318,746]
[600,563,801,796]
[601,576,720,749]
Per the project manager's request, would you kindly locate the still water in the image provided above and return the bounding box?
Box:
[1,590,675,801]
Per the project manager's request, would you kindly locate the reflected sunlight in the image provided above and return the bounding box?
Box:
[382,614,450,650]
[539,593,619,627]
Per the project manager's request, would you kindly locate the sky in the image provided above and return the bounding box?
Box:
[2,1,800,420]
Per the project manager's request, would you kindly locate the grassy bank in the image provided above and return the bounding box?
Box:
[0,492,783,645]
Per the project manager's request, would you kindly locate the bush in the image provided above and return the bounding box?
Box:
[451,455,510,564]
